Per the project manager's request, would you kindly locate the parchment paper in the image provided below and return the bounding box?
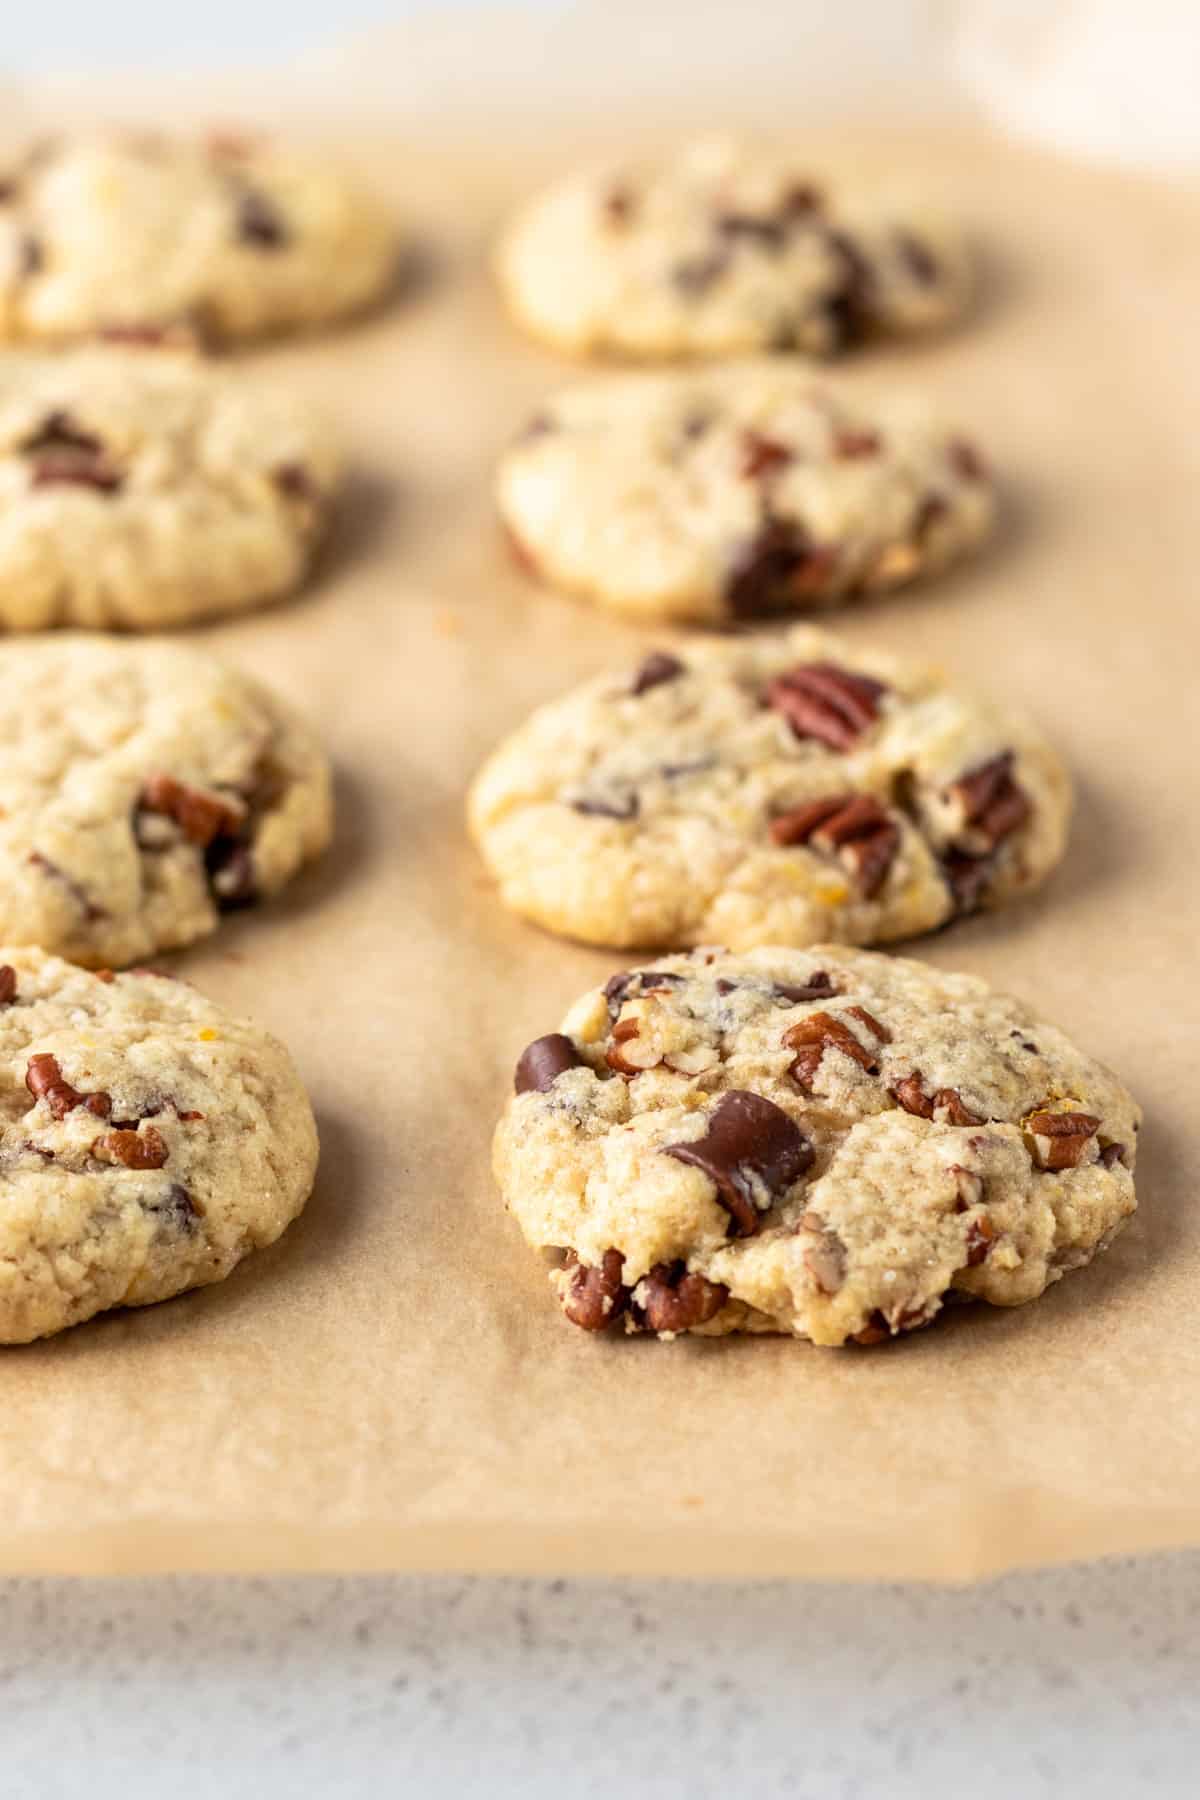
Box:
[2,112,1198,1583]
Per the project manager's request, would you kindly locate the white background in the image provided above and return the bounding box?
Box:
[4,5,1199,1794]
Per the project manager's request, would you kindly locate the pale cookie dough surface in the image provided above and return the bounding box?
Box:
[0,348,340,631]
[0,130,397,346]
[499,368,994,623]
[0,948,318,1344]
[494,946,1139,1345]
[469,626,1070,952]
[0,635,332,968]
[497,136,971,361]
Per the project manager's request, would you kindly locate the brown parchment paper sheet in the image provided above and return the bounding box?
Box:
[1,113,1198,1584]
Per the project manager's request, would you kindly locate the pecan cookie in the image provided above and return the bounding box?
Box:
[496,136,971,361]
[0,348,338,630]
[499,368,994,622]
[0,130,396,345]
[468,627,1070,951]
[494,947,1139,1344]
[0,949,318,1342]
[0,636,331,967]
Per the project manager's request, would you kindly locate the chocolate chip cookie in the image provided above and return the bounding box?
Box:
[497,136,971,361]
[0,635,332,967]
[494,947,1139,1344]
[468,627,1070,951]
[0,348,339,630]
[0,949,318,1342]
[500,368,994,623]
[0,130,396,345]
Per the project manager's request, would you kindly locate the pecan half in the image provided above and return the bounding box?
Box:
[514,1033,584,1094]
[890,1074,982,1126]
[766,661,887,750]
[662,1090,812,1236]
[638,1262,729,1333]
[770,792,900,899]
[0,965,16,1006]
[630,651,685,696]
[562,1249,629,1331]
[92,1125,169,1170]
[25,1053,111,1121]
[1025,1109,1101,1171]
[784,1006,888,1089]
[139,774,245,849]
[725,520,837,616]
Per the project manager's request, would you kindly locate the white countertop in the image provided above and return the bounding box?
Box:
[5,1556,1197,1795]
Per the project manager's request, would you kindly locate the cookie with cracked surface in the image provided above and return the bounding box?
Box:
[0,949,317,1343]
[500,368,994,623]
[0,130,396,345]
[468,626,1070,952]
[0,635,331,967]
[496,136,971,361]
[0,348,339,630]
[494,946,1139,1345]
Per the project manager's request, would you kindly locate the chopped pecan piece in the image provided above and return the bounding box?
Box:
[890,1074,982,1127]
[139,774,245,849]
[948,752,1030,854]
[562,1249,629,1331]
[833,427,881,459]
[514,1033,584,1094]
[1100,1142,1127,1170]
[850,1312,890,1346]
[92,1125,169,1170]
[950,1165,983,1211]
[769,792,900,898]
[605,1017,653,1076]
[22,410,122,492]
[964,1215,996,1266]
[941,849,994,915]
[739,431,793,480]
[725,520,837,616]
[638,1262,729,1333]
[796,1211,847,1295]
[604,969,684,1016]
[25,1053,111,1121]
[784,1007,888,1089]
[630,651,685,696]
[0,965,16,1006]
[766,661,887,750]
[663,1090,812,1237]
[1025,1110,1101,1171]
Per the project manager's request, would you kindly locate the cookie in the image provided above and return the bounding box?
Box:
[0,948,317,1343]
[497,136,971,361]
[468,626,1070,952]
[499,369,994,622]
[494,946,1139,1345]
[0,635,332,968]
[0,130,396,345]
[0,348,339,630]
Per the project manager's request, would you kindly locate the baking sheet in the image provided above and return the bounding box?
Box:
[2,113,1198,1583]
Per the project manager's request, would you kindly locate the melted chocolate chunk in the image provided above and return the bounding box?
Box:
[725,521,836,616]
[514,1033,585,1095]
[571,792,640,822]
[663,1090,812,1236]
